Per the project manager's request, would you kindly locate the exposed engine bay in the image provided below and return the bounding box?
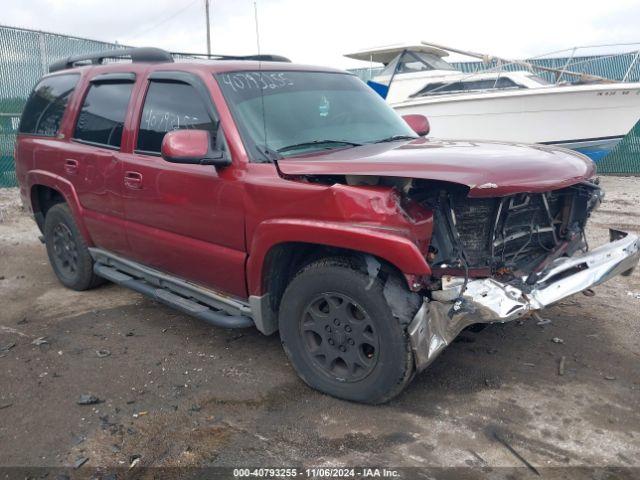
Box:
[294,172,638,372]
[409,179,605,286]
[314,173,605,286]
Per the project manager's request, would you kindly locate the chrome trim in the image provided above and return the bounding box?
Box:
[89,248,252,317]
[409,229,640,371]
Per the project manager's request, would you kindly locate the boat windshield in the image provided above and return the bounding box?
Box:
[380,51,456,76]
[526,74,552,85]
[411,77,524,97]
[216,70,416,159]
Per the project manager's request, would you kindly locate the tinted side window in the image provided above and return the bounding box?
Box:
[19,74,80,136]
[136,81,215,154]
[74,82,134,148]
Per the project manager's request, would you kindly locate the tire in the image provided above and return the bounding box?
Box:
[278,258,415,404]
[43,203,103,291]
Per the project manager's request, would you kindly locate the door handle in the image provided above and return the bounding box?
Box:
[124,171,143,190]
[64,159,78,175]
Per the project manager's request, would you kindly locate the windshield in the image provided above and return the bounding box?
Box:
[380,52,456,76]
[526,74,552,86]
[216,70,416,158]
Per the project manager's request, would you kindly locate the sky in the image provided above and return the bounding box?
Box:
[3,0,640,69]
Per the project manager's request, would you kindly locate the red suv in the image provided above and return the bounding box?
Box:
[15,47,640,403]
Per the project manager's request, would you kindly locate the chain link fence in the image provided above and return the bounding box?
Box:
[1,25,640,187]
[0,25,128,187]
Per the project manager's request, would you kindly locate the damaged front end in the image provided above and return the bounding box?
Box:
[407,180,640,371]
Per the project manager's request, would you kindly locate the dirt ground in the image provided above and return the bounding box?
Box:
[1,177,639,477]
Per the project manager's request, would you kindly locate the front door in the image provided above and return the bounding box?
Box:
[120,73,247,298]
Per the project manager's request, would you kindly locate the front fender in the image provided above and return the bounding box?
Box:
[246,218,431,296]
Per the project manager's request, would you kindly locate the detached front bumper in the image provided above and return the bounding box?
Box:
[409,229,640,372]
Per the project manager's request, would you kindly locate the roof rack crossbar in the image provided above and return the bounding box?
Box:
[170,51,291,63]
[49,47,173,73]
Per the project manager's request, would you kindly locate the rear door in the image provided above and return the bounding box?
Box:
[120,71,247,298]
[66,73,136,254]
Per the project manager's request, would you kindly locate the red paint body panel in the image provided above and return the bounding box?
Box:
[161,129,210,160]
[402,114,430,136]
[15,60,596,302]
[242,163,433,295]
[278,138,595,197]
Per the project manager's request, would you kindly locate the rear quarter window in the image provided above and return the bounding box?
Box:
[19,73,80,136]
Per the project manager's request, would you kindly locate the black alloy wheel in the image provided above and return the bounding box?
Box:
[279,258,416,404]
[44,203,104,291]
[51,222,79,279]
[300,292,379,382]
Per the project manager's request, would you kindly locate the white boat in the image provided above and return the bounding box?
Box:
[345,42,640,160]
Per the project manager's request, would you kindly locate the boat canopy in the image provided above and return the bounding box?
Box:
[344,43,449,65]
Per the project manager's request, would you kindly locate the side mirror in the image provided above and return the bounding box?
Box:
[402,114,430,137]
[161,129,230,166]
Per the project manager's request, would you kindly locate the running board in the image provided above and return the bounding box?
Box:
[90,249,254,329]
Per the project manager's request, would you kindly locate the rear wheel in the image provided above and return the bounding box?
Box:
[279,258,415,404]
[44,203,103,291]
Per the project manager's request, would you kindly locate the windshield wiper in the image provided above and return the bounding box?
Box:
[277,139,363,154]
[256,145,283,163]
[371,135,417,144]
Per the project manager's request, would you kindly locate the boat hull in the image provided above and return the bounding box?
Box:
[391,83,640,161]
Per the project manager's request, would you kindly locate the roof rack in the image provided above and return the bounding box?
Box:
[49,47,173,73]
[171,51,291,62]
[48,47,292,73]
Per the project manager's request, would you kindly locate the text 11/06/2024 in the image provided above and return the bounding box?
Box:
[233,468,401,478]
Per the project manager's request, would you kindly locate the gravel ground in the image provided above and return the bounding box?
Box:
[0,177,639,478]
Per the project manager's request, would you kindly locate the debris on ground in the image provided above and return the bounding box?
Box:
[627,291,640,300]
[491,430,540,476]
[31,337,48,346]
[0,342,16,352]
[558,356,566,376]
[132,411,148,418]
[604,375,617,381]
[0,326,29,337]
[532,312,552,326]
[0,403,13,410]
[73,456,89,469]
[468,449,487,466]
[76,394,100,405]
[96,349,111,358]
[551,337,564,344]
[129,454,141,468]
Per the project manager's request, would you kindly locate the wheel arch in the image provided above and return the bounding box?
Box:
[27,171,92,243]
[247,219,432,298]
[247,219,430,335]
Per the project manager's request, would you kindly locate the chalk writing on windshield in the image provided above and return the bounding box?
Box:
[219,72,294,92]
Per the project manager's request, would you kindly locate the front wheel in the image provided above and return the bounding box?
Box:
[278,258,415,404]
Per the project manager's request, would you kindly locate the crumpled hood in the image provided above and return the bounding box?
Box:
[277,138,596,197]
